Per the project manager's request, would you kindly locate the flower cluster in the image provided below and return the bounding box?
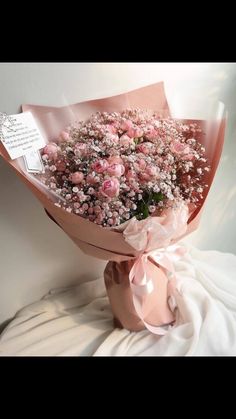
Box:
[36,108,210,227]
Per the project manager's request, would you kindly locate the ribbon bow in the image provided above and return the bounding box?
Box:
[128,244,186,335]
[122,205,189,335]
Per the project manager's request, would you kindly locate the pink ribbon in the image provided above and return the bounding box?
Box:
[122,204,189,335]
[128,244,186,335]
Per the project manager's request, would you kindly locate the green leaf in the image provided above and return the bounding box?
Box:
[142,204,149,219]
[131,188,165,221]
[152,192,164,202]
[135,201,149,220]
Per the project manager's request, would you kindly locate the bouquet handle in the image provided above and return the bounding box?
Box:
[104,259,175,332]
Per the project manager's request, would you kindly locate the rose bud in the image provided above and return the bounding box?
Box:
[171,141,186,154]
[133,127,143,138]
[137,142,153,155]
[133,158,147,172]
[126,169,137,181]
[59,131,70,142]
[107,156,124,165]
[120,120,133,132]
[43,143,58,160]
[146,127,158,140]
[120,134,134,148]
[86,173,100,184]
[146,165,159,178]
[107,163,125,177]
[139,172,152,181]
[70,171,84,184]
[92,159,109,173]
[106,124,117,134]
[101,178,120,198]
[127,127,143,138]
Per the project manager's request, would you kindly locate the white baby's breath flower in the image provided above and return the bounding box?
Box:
[153,185,160,193]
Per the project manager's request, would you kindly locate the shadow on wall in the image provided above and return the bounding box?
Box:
[0,159,105,269]
[0,159,106,323]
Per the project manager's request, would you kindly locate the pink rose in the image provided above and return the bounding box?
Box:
[126,126,143,138]
[137,142,153,155]
[171,141,187,154]
[183,146,191,154]
[139,164,159,182]
[138,159,147,170]
[107,163,125,177]
[180,147,194,160]
[86,173,100,184]
[120,120,133,132]
[70,172,84,184]
[146,127,158,140]
[146,165,159,178]
[120,134,134,148]
[106,124,117,134]
[133,158,147,172]
[139,172,152,181]
[127,127,136,138]
[92,159,109,173]
[43,143,58,160]
[133,127,143,138]
[95,213,105,224]
[171,142,193,159]
[126,169,137,181]
[59,131,70,142]
[181,153,194,161]
[173,142,184,153]
[101,178,120,198]
[108,156,123,165]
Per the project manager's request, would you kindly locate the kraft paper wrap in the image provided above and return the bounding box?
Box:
[0,82,226,333]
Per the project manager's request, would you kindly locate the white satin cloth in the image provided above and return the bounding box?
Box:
[0,245,236,356]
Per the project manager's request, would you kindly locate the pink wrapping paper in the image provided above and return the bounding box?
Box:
[0,82,226,333]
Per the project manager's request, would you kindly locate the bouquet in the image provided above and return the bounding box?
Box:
[38,109,209,225]
[0,82,226,334]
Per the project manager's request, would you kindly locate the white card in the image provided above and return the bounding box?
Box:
[0,111,46,160]
[23,149,44,173]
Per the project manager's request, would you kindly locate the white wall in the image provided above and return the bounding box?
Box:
[0,63,236,324]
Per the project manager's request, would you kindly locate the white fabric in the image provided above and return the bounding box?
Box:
[1,245,236,356]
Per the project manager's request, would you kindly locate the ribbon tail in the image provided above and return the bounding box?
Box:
[131,293,173,335]
[129,255,176,335]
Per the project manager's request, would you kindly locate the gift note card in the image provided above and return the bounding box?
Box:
[0,111,46,160]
